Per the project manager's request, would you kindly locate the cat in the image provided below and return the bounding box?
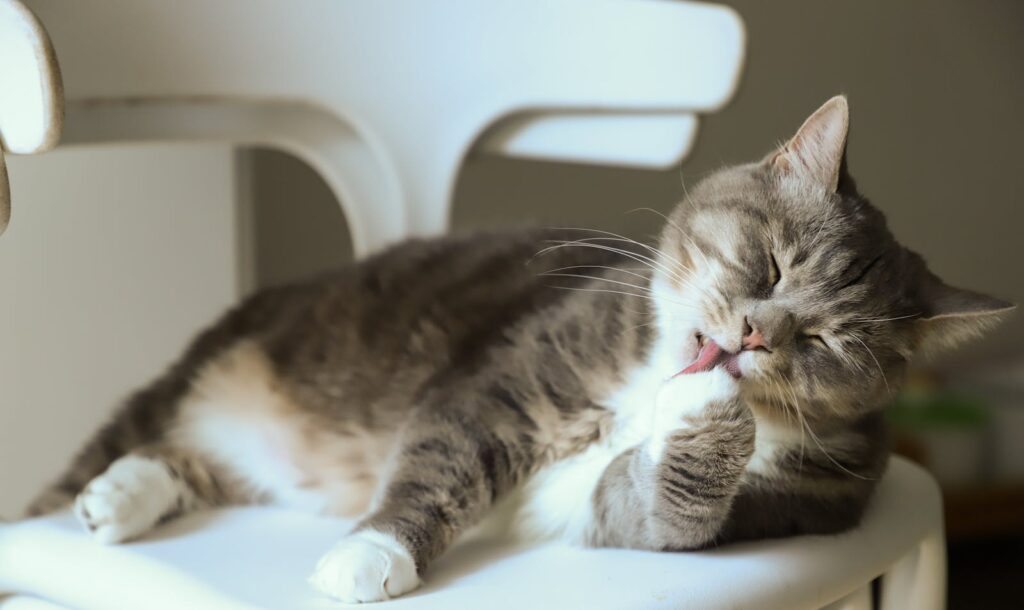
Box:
[26,96,1012,603]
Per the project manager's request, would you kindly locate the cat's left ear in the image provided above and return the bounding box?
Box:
[767,95,849,192]
[914,272,1015,356]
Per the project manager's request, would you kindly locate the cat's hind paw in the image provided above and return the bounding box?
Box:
[309,530,420,603]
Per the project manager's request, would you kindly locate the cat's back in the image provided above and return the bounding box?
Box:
[250,227,628,380]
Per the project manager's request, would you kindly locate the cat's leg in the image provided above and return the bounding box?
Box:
[74,445,230,543]
[587,368,756,550]
[589,368,888,548]
[309,403,533,603]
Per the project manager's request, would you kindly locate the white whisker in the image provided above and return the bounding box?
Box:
[538,239,691,288]
[540,264,650,283]
[783,377,876,482]
[850,334,891,396]
[540,272,698,310]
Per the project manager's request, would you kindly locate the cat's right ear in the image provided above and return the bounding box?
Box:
[766,95,849,193]
[913,272,1015,357]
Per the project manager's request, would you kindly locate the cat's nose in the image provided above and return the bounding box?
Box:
[741,317,770,352]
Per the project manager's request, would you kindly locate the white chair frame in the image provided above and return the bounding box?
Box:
[0,2,946,609]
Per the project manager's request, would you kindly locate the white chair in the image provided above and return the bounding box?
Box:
[10,0,744,256]
[0,1,946,608]
[0,457,945,610]
[0,0,62,235]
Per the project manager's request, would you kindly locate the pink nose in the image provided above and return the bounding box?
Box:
[742,327,768,351]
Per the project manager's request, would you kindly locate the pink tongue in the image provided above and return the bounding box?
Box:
[680,339,725,375]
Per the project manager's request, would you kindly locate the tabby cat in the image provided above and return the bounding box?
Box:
[27,97,1011,602]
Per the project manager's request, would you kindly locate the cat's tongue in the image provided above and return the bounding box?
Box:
[679,339,727,375]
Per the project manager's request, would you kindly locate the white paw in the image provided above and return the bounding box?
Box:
[309,530,420,603]
[74,455,179,544]
[648,368,739,462]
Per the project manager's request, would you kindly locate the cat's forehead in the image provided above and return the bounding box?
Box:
[681,164,883,256]
[667,165,902,318]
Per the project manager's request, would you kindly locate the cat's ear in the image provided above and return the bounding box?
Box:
[767,95,849,192]
[914,272,1015,356]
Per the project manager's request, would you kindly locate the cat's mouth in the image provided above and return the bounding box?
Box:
[679,335,742,378]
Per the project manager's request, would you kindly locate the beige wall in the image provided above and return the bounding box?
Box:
[253,0,1024,366]
[0,145,238,518]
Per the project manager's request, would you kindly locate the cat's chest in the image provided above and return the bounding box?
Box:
[501,364,792,544]
[500,364,667,543]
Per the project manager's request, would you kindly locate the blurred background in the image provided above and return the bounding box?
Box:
[2,1,1022,607]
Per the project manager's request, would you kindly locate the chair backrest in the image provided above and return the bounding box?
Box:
[0,0,63,235]
[10,0,745,255]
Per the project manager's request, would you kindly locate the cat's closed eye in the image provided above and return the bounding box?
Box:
[802,333,827,348]
[768,252,781,288]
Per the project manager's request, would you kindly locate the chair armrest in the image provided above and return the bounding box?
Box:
[480,112,698,169]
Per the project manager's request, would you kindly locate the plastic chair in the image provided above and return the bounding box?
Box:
[0,457,945,609]
[0,1,946,608]
[7,0,744,256]
[0,0,63,235]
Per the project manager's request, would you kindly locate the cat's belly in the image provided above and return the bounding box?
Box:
[170,341,391,515]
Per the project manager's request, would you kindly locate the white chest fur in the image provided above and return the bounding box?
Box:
[508,361,666,544]
[504,363,797,544]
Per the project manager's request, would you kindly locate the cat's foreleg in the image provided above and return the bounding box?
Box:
[309,399,534,603]
[588,368,755,550]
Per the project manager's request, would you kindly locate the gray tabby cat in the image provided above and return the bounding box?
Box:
[27,97,1011,602]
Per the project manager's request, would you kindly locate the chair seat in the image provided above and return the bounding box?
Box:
[0,457,941,610]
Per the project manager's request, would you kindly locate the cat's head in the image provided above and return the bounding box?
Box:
[654,96,1013,422]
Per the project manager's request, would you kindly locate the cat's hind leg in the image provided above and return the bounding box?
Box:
[74,446,227,543]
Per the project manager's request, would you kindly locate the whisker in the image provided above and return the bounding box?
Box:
[541,239,718,309]
[843,315,925,323]
[550,236,686,273]
[549,227,684,266]
[540,273,699,310]
[538,239,691,288]
[783,377,876,481]
[633,207,713,266]
[546,285,671,305]
[850,335,891,396]
[539,272,655,295]
[541,231,715,304]
[540,264,650,283]
[627,207,713,271]
[772,377,806,473]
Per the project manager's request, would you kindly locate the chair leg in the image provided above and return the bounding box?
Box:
[880,526,947,610]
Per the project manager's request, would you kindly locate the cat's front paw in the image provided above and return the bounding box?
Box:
[74,455,178,544]
[656,367,740,416]
[648,368,743,462]
[309,530,420,603]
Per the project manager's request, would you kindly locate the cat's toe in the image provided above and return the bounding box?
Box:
[309,530,419,603]
[75,481,142,543]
